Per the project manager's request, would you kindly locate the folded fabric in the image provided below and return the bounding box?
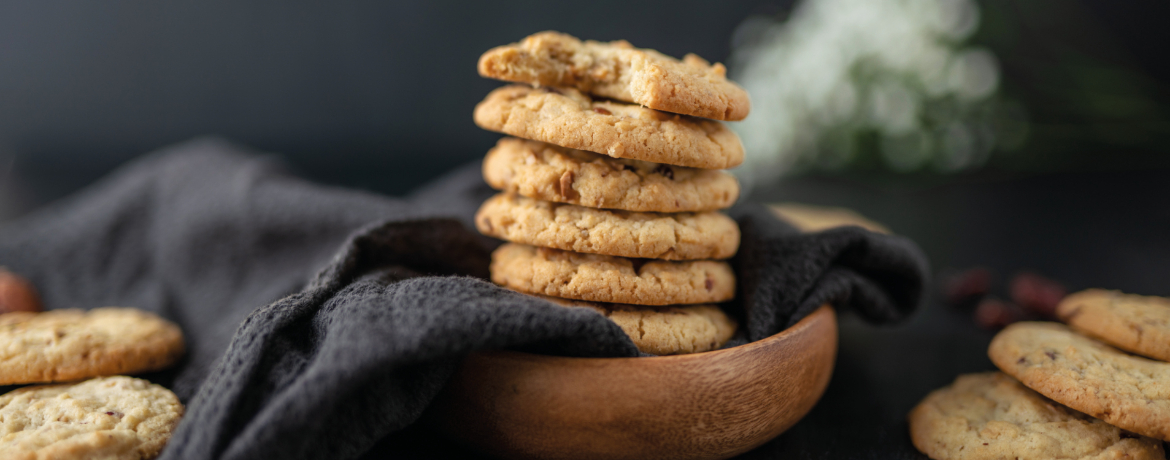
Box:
[0,138,928,460]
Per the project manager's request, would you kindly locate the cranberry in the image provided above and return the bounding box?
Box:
[1010,272,1066,318]
[942,267,992,307]
[974,298,1021,330]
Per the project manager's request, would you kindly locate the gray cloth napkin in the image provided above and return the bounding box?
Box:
[0,138,928,460]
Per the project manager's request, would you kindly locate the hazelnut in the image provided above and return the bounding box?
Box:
[0,268,43,314]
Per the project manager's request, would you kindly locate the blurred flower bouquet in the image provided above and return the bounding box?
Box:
[730,0,1027,186]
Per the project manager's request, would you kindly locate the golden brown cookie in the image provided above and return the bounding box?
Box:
[482,137,739,212]
[478,31,751,121]
[0,308,185,385]
[0,376,184,460]
[989,321,1170,440]
[544,296,736,355]
[490,243,735,306]
[908,371,1163,460]
[475,193,739,260]
[1057,289,1170,362]
[474,85,744,169]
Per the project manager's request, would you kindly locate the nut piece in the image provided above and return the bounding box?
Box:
[0,268,43,314]
[558,170,577,200]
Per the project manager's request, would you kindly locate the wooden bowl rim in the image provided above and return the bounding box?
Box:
[484,304,836,363]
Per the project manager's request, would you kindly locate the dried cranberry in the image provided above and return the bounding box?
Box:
[974,298,1021,330]
[593,107,612,115]
[1010,272,1066,318]
[942,267,992,307]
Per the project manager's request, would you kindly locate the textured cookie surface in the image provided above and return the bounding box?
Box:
[1058,289,1170,362]
[476,193,739,260]
[478,31,751,121]
[483,137,739,212]
[491,243,735,306]
[989,321,1170,440]
[0,308,185,385]
[544,296,736,355]
[908,372,1163,460]
[474,85,744,169]
[0,376,184,460]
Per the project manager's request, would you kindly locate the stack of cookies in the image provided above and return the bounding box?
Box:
[909,289,1170,460]
[471,32,750,355]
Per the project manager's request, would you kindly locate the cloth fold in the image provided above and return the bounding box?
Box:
[0,138,928,460]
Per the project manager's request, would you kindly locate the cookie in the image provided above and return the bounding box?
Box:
[490,243,735,306]
[988,321,1170,440]
[478,31,751,121]
[483,137,739,212]
[0,376,184,460]
[545,296,736,355]
[0,308,185,385]
[908,372,1163,460]
[1057,289,1170,362]
[476,193,739,260]
[474,85,744,169]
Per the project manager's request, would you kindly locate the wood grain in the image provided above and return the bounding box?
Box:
[425,305,838,460]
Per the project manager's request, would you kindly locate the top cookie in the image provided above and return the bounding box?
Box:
[1057,289,1170,362]
[0,376,184,460]
[474,85,744,169]
[0,308,185,385]
[478,31,751,121]
[483,137,739,212]
[908,371,1163,460]
[989,321,1170,441]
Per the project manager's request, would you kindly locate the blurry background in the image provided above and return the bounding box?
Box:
[2,1,1170,457]
[3,0,1169,282]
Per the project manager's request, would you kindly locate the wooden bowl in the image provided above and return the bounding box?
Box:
[425,305,838,460]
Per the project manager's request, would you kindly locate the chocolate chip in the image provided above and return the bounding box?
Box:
[1017,357,1026,364]
[1045,351,1057,360]
[654,164,674,180]
[622,164,637,172]
[593,107,612,115]
[982,443,988,446]
[559,171,577,200]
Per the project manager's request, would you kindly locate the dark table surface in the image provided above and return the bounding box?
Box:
[6,161,1170,459]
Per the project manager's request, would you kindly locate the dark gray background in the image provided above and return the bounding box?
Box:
[4,0,1170,218]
